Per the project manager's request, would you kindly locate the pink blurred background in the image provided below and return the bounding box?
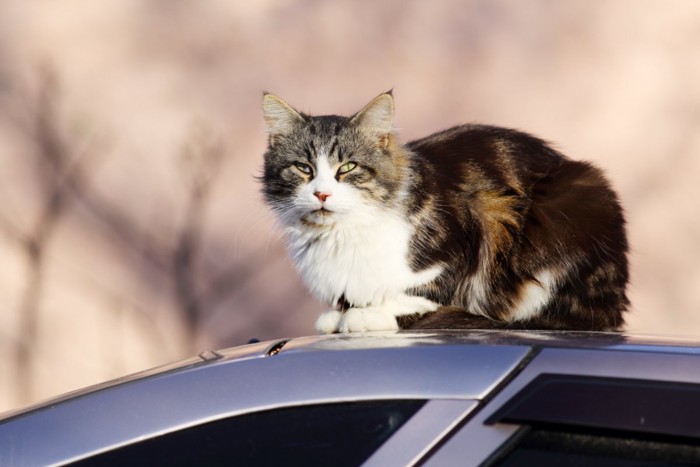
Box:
[1,1,699,411]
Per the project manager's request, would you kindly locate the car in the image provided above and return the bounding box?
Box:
[2,329,700,466]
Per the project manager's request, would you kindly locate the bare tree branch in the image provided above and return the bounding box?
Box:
[13,69,74,403]
[2,66,268,402]
[172,124,225,342]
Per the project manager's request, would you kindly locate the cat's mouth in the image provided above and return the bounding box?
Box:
[300,207,335,227]
[312,207,333,216]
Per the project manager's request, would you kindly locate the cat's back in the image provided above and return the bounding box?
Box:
[404,123,623,232]
[406,124,565,189]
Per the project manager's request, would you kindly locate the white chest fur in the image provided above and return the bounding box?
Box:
[285,208,441,308]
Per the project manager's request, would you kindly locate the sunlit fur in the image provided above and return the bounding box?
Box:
[261,92,629,333]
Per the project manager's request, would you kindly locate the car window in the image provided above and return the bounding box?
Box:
[73,400,426,467]
[489,428,700,466]
[485,374,700,438]
[481,374,700,466]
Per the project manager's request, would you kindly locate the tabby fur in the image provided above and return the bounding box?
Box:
[261,91,629,333]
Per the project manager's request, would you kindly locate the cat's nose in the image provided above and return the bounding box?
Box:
[314,191,331,202]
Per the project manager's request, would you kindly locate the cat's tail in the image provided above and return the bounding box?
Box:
[397,307,501,330]
[400,306,624,332]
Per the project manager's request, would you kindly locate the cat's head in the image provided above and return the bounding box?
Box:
[261,92,407,228]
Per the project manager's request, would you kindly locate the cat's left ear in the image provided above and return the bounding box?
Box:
[351,91,394,148]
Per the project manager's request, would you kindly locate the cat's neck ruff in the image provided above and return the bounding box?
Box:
[284,205,442,308]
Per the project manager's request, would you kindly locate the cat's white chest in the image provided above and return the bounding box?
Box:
[285,209,439,307]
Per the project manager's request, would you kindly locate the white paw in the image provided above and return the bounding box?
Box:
[392,295,440,316]
[338,307,399,333]
[315,310,343,334]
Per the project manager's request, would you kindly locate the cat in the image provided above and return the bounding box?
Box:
[260,91,629,334]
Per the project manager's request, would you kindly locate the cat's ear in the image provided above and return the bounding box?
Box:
[351,91,394,148]
[263,93,304,145]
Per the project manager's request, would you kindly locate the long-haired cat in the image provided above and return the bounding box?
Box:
[261,91,629,334]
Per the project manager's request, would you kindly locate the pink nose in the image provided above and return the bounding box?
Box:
[314,191,331,202]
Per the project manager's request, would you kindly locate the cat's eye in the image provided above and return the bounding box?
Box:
[337,162,357,175]
[294,162,313,175]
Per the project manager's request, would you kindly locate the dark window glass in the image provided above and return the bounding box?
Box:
[488,428,700,467]
[75,400,425,467]
[486,374,700,440]
[482,374,700,466]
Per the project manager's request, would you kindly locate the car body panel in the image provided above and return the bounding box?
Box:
[0,334,531,466]
[425,347,700,466]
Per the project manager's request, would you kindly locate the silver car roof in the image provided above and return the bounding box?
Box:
[2,330,700,466]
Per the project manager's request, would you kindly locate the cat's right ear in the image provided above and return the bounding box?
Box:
[263,93,304,146]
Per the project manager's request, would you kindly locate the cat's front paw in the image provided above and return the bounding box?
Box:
[338,307,399,333]
[315,310,343,334]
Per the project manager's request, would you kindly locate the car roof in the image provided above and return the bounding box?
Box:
[267,329,700,355]
[3,329,700,423]
[3,329,700,465]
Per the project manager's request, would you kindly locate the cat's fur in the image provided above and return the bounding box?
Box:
[261,91,629,334]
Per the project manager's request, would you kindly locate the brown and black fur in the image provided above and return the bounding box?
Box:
[401,124,629,330]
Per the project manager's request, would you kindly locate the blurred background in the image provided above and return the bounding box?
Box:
[1,0,699,412]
